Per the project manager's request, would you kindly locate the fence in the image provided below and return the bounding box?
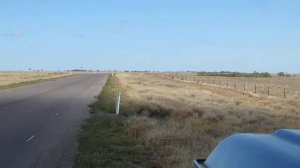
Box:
[168,74,295,99]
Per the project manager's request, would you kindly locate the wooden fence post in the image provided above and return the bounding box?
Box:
[284,88,286,98]
[267,87,270,96]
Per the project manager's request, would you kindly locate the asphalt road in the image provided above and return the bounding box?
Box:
[0,74,108,168]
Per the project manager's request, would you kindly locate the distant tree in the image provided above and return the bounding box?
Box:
[260,72,272,77]
[278,72,285,77]
[278,72,291,77]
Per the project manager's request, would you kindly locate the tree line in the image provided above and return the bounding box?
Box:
[197,71,272,77]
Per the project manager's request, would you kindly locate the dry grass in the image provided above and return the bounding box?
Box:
[116,73,300,168]
[0,71,70,87]
[171,74,300,99]
[0,71,92,88]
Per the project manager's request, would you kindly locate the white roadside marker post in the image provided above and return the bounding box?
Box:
[116,92,121,115]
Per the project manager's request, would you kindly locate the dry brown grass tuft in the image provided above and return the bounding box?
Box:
[116,73,300,168]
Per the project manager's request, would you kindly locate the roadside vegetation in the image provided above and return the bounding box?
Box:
[76,73,300,168]
[74,75,156,168]
[0,79,52,90]
[0,72,71,89]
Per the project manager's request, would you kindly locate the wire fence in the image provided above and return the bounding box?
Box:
[167,74,298,99]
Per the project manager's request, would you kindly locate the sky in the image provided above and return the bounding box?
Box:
[0,0,300,72]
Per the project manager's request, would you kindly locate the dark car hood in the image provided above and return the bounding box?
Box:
[203,129,300,168]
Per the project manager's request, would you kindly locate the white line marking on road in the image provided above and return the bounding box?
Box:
[25,135,34,143]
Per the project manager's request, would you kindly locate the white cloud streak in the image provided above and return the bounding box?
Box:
[73,33,84,39]
[3,30,24,38]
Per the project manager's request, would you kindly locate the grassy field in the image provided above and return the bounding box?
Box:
[0,71,72,89]
[77,73,300,168]
[170,73,300,99]
[0,71,94,89]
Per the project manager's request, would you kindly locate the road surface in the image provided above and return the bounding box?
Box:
[0,74,108,168]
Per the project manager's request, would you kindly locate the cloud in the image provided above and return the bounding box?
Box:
[3,30,24,38]
[111,28,120,33]
[109,20,129,34]
[119,20,129,25]
[73,33,84,39]
[199,40,218,45]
